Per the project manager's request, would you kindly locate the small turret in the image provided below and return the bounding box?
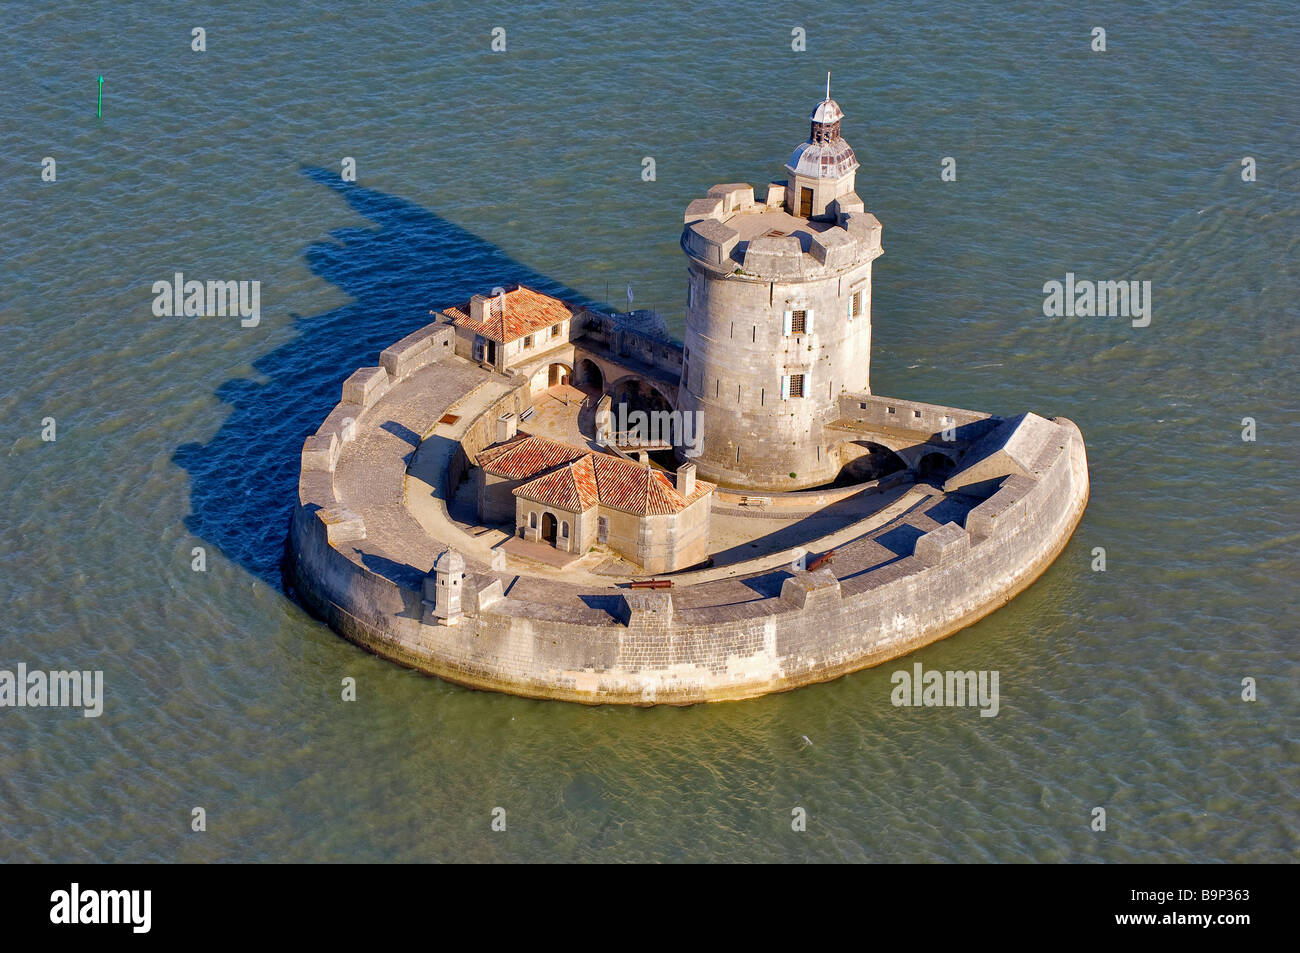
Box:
[429,548,465,625]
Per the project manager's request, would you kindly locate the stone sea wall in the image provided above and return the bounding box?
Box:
[285,319,1089,704]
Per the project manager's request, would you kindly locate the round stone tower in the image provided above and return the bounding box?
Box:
[676,92,884,490]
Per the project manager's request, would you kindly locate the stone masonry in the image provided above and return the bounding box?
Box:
[282,91,1091,705]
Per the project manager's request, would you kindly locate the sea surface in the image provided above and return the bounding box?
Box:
[2,1,1297,862]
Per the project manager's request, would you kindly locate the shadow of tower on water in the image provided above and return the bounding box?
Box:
[173,166,588,587]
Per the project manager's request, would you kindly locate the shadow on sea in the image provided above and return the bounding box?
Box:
[173,166,587,588]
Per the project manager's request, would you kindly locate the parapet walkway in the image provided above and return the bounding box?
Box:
[318,349,1056,630]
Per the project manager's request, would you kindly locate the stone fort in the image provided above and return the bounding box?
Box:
[285,91,1090,705]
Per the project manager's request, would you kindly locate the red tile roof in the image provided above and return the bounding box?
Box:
[476,433,589,479]
[508,441,716,516]
[512,455,600,511]
[590,454,714,515]
[444,285,573,344]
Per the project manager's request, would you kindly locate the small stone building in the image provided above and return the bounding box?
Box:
[514,455,713,573]
[474,431,591,523]
[426,548,465,626]
[444,284,576,379]
[473,432,714,573]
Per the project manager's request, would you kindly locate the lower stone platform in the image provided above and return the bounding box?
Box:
[501,535,584,569]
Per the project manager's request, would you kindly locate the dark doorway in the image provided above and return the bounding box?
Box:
[612,378,672,416]
[577,358,603,391]
[918,452,957,480]
[834,441,907,485]
[541,512,558,545]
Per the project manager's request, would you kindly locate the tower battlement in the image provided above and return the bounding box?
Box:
[675,93,884,489]
[682,182,882,279]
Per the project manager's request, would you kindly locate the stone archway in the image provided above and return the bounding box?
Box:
[576,358,604,391]
[838,440,908,483]
[528,361,574,399]
[608,374,675,415]
[547,362,570,387]
[917,451,958,480]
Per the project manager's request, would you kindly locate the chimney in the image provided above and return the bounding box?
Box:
[676,462,696,497]
[469,294,490,323]
[496,412,518,443]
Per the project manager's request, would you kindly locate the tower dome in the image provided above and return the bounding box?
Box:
[786,98,859,182]
[810,97,844,126]
[433,548,465,573]
[783,78,861,219]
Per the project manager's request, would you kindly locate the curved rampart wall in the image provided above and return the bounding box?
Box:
[445,379,532,499]
[287,319,1089,704]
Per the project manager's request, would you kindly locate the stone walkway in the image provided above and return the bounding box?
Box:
[325,354,994,619]
[519,382,599,449]
[403,376,516,568]
[393,375,943,586]
[330,358,498,588]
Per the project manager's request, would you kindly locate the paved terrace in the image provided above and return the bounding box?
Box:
[320,349,995,626]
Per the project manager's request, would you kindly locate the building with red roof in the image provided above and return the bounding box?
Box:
[444,285,580,380]
[474,431,591,522]
[472,429,714,573]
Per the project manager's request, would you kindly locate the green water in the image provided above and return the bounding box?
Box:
[2,0,1296,861]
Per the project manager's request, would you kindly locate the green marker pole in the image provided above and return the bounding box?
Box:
[97,75,103,117]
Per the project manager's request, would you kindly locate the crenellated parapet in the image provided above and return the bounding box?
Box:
[682,182,882,280]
